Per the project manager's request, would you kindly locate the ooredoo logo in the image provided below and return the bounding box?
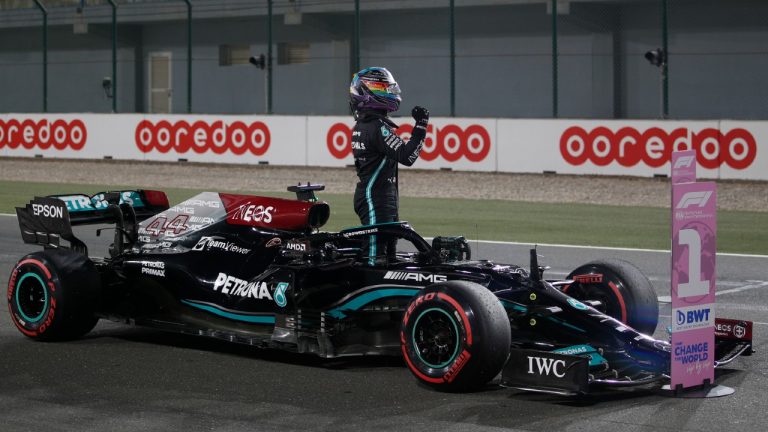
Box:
[327,123,353,159]
[0,118,87,150]
[560,126,756,169]
[135,120,270,155]
[327,122,491,162]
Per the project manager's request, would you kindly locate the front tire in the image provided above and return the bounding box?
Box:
[565,259,658,335]
[401,281,511,392]
[7,250,100,341]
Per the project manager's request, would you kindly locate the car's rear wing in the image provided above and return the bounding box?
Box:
[50,190,169,225]
[15,190,169,255]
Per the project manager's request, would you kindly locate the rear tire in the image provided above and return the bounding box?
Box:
[401,281,511,392]
[7,250,100,341]
[565,259,658,335]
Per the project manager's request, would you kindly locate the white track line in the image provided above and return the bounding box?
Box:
[470,239,768,259]
[715,280,768,296]
[3,213,767,258]
[658,281,768,303]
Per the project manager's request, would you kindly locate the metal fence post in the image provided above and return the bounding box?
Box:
[353,0,360,72]
[661,0,669,118]
[450,0,455,117]
[183,0,192,113]
[107,0,117,113]
[33,0,47,113]
[551,0,558,118]
[268,0,273,114]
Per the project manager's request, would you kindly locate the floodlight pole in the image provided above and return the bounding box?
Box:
[33,0,48,112]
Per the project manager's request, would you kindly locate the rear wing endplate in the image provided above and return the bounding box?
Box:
[16,196,86,254]
[15,190,169,254]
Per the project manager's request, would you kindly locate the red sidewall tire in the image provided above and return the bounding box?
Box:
[7,257,58,338]
[7,250,100,341]
[565,259,658,336]
[401,281,510,392]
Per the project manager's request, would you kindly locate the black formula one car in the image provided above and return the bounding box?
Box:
[8,185,754,394]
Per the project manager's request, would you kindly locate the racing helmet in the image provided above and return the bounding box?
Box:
[349,67,402,112]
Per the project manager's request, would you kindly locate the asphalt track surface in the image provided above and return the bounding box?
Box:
[0,214,766,432]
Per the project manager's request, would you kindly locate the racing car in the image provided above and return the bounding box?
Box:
[8,184,753,394]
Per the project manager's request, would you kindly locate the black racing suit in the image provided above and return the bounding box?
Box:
[352,109,427,265]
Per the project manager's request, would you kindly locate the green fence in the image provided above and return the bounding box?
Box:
[1,0,766,119]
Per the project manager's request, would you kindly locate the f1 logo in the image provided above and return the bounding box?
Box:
[673,155,695,169]
[676,191,712,209]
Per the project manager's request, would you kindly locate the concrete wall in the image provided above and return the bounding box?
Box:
[0,0,766,119]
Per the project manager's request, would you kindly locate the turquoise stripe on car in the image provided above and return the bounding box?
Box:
[181,300,275,324]
[498,298,586,332]
[326,288,420,319]
[499,298,527,313]
[553,344,608,367]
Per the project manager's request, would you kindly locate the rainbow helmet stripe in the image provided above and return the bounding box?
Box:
[350,67,401,112]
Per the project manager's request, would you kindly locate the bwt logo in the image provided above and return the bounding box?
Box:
[0,118,87,150]
[327,122,491,162]
[560,126,757,169]
[676,308,711,326]
[135,120,271,155]
[676,191,713,209]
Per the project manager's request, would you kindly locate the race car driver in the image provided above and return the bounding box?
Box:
[349,67,429,265]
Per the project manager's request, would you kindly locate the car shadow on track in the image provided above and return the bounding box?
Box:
[76,327,654,400]
[82,325,406,370]
[504,387,659,407]
[508,368,747,406]
[76,324,750,401]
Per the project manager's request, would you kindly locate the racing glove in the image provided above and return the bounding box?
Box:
[412,106,429,130]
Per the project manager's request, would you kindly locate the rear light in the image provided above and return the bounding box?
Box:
[142,189,170,209]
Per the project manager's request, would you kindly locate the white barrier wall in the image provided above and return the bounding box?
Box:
[307,116,498,172]
[1,114,765,180]
[497,119,729,178]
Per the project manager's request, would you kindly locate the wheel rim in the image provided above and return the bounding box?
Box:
[14,272,49,323]
[412,307,460,369]
[568,279,624,322]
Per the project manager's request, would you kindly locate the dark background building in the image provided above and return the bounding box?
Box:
[1,0,766,119]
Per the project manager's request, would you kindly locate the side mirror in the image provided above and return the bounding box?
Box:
[529,247,541,283]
